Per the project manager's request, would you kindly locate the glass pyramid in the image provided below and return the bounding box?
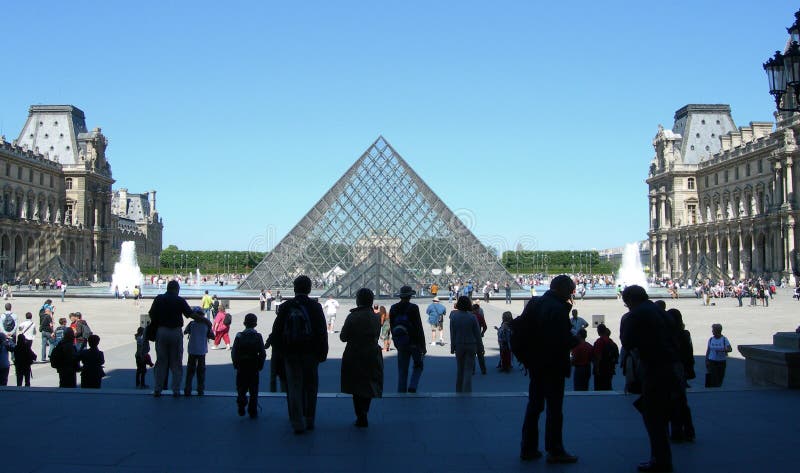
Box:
[238,137,517,297]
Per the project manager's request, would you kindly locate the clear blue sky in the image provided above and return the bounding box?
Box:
[1,1,796,254]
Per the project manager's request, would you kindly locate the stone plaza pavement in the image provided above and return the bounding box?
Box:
[1,289,799,471]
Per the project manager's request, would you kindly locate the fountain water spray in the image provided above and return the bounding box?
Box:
[617,242,649,288]
[110,241,144,293]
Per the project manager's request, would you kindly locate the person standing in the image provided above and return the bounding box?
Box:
[517,275,579,464]
[570,329,593,391]
[425,297,446,346]
[378,306,391,352]
[231,313,267,418]
[266,290,274,311]
[449,296,483,392]
[471,303,488,375]
[569,309,588,335]
[13,334,36,386]
[2,303,18,340]
[268,275,328,434]
[389,285,426,393]
[17,312,36,345]
[78,335,105,389]
[666,308,695,442]
[505,281,512,304]
[0,332,13,386]
[323,296,340,334]
[147,280,194,397]
[60,282,67,303]
[39,307,54,363]
[259,290,267,312]
[50,328,79,388]
[201,290,214,321]
[705,323,732,388]
[71,313,91,352]
[620,285,680,473]
[592,324,619,391]
[340,288,383,427]
[184,309,214,395]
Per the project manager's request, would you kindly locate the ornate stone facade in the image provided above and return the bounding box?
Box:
[0,105,163,282]
[647,104,798,284]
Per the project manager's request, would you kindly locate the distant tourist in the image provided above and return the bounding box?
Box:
[339,288,383,427]
[471,303,487,375]
[0,331,13,385]
[18,312,36,343]
[134,327,153,389]
[389,285,426,393]
[425,297,446,346]
[505,281,512,304]
[212,308,232,349]
[70,312,92,352]
[496,311,513,372]
[323,296,340,334]
[592,324,618,391]
[39,306,54,362]
[378,306,391,352]
[50,328,79,388]
[570,328,592,391]
[620,285,680,473]
[705,323,732,388]
[12,334,36,386]
[569,309,588,335]
[259,290,267,311]
[268,275,328,434]
[266,290,274,311]
[2,303,18,339]
[184,308,214,395]
[201,290,214,320]
[60,282,67,302]
[147,280,194,397]
[517,275,579,464]
[449,296,483,392]
[79,335,105,389]
[231,313,266,418]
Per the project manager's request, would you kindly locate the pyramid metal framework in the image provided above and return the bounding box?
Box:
[239,137,518,297]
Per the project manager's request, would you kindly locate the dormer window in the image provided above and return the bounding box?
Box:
[687,178,695,190]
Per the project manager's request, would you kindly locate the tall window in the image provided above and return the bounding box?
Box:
[687,177,695,190]
[688,204,697,224]
[758,160,763,173]
[65,178,73,190]
[65,204,73,224]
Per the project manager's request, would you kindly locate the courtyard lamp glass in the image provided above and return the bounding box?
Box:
[787,10,800,44]
[783,42,800,88]
[764,50,787,105]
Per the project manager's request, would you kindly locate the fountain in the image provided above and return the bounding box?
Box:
[617,242,649,288]
[110,241,144,294]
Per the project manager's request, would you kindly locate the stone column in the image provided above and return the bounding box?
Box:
[659,196,667,229]
[786,157,795,208]
[775,162,784,207]
[788,219,797,285]
[649,197,656,230]
[737,229,745,279]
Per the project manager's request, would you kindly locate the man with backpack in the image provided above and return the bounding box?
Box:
[2,303,18,340]
[268,275,328,434]
[389,285,426,393]
[514,275,579,464]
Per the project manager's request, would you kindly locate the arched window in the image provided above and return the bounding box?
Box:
[687,177,695,190]
[65,178,73,190]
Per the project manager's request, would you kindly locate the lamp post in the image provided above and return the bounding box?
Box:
[763,10,800,113]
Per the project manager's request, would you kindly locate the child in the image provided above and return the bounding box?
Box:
[79,334,105,389]
[183,307,214,396]
[50,328,79,388]
[496,311,513,372]
[231,313,266,418]
[134,327,153,389]
[13,333,36,386]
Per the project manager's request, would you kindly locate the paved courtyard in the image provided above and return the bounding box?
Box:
[1,289,799,472]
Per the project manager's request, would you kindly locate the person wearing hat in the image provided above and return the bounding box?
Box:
[183,307,214,396]
[425,296,446,346]
[231,313,266,418]
[389,285,426,393]
[339,288,383,427]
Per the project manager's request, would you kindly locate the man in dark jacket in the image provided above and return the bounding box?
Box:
[148,280,194,397]
[620,285,680,473]
[519,275,579,464]
[269,275,328,434]
[389,285,426,393]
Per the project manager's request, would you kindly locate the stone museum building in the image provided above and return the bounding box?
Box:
[0,105,162,283]
[647,103,796,284]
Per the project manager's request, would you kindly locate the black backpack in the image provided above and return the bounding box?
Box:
[600,339,620,374]
[2,313,15,333]
[391,310,412,348]
[39,311,52,332]
[510,297,540,367]
[283,301,312,347]
[223,312,232,326]
[235,331,264,370]
[78,321,92,339]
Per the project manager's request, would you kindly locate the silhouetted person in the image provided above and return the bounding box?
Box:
[79,335,105,389]
[389,285,426,393]
[621,285,680,472]
[666,308,695,442]
[148,280,194,397]
[232,313,266,418]
[518,275,579,464]
[50,328,79,388]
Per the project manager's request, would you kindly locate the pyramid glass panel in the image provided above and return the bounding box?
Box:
[239,137,519,297]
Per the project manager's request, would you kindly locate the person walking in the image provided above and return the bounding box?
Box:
[340,288,383,427]
[425,297,446,346]
[147,280,194,397]
[705,323,732,388]
[323,296,340,334]
[212,308,232,349]
[184,308,214,395]
[449,296,483,393]
[517,275,579,464]
[620,285,681,473]
[268,275,328,434]
[201,290,214,320]
[389,285,426,393]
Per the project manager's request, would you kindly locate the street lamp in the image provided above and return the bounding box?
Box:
[763,10,800,112]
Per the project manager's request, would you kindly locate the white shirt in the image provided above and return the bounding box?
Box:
[323,299,339,316]
[707,336,731,361]
[18,319,36,341]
